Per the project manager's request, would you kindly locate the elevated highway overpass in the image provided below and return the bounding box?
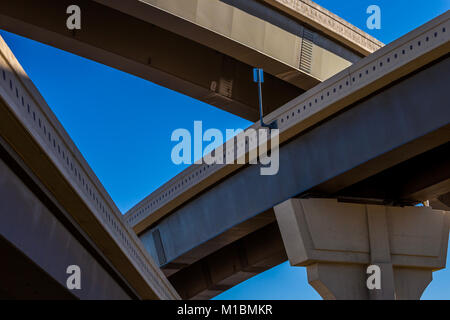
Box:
[0,0,448,300]
[125,12,450,299]
[0,0,382,120]
[0,35,178,299]
[0,0,383,300]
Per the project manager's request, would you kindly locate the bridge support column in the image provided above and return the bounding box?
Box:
[274,199,449,300]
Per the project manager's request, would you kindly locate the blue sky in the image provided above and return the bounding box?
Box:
[1,0,448,299]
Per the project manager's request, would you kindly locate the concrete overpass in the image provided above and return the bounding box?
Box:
[0,0,384,300]
[125,12,450,299]
[0,0,448,300]
[0,36,179,299]
[0,0,382,120]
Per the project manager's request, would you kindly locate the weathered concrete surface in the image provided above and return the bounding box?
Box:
[274,198,449,300]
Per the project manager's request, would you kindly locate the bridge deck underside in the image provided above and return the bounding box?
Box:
[0,235,75,300]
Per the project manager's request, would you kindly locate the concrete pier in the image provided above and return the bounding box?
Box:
[274,198,450,300]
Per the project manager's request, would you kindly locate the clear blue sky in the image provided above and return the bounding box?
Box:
[1,0,448,300]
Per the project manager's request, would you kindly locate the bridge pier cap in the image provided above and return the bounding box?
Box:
[274,198,449,300]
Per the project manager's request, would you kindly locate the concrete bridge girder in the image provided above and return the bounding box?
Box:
[141,56,450,272]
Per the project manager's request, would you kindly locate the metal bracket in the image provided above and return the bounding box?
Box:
[253,68,278,130]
